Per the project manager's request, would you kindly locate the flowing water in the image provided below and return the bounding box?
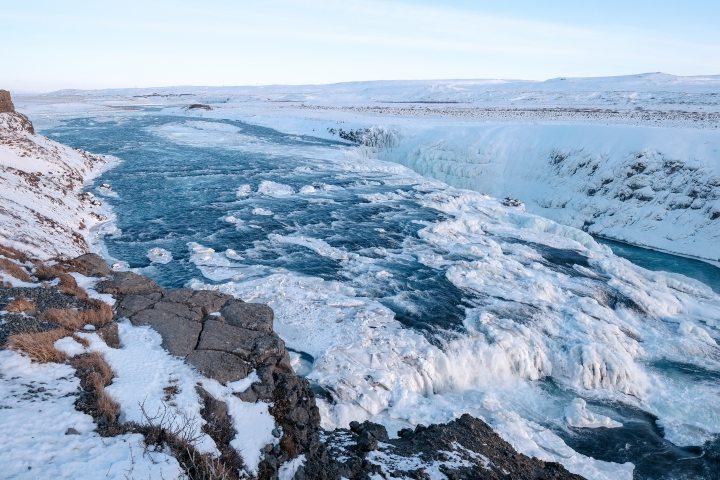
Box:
[44,113,720,479]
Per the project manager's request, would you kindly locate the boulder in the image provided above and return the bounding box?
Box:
[98,271,162,295]
[187,290,233,315]
[196,320,262,360]
[187,350,249,384]
[115,293,160,318]
[72,253,111,277]
[97,322,120,348]
[162,288,194,304]
[131,309,201,357]
[153,300,203,322]
[220,300,274,333]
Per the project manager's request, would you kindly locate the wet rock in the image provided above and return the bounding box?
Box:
[97,322,120,348]
[220,300,274,333]
[72,253,111,278]
[187,290,233,315]
[130,309,201,357]
[186,350,249,384]
[98,271,162,295]
[196,320,263,360]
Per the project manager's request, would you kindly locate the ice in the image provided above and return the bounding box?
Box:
[147,247,173,264]
[564,398,623,428]
[258,180,295,197]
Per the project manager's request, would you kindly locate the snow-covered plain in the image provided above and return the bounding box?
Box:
[10,74,720,479]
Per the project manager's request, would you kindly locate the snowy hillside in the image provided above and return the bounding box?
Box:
[0,95,111,259]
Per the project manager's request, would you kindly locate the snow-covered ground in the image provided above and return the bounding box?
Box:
[15,72,719,262]
[0,111,114,259]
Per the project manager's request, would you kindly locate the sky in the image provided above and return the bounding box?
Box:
[2,0,719,92]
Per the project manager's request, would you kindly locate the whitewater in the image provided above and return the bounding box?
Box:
[17,76,720,479]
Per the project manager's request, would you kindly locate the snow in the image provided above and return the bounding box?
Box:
[0,112,115,260]
[278,454,306,480]
[0,350,183,479]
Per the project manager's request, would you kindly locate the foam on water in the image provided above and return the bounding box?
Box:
[43,113,720,480]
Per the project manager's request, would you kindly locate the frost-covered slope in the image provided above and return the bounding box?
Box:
[374,123,720,262]
[0,108,110,259]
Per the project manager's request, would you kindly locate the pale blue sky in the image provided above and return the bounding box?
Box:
[2,0,719,92]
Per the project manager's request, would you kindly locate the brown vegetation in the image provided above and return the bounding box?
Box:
[0,258,31,282]
[138,402,239,480]
[71,352,119,423]
[5,296,37,315]
[40,303,113,329]
[6,329,69,363]
[0,244,28,262]
[33,262,67,281]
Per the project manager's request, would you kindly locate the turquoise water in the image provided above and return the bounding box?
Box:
[595,237,720,294]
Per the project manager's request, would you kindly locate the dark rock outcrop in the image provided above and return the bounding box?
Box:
[0,90,35,133]
[97,271,162,295]
[71,253,111,277]
[96,267,585,480]
[0,90,15,113]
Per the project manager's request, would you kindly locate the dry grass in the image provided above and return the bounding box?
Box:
[5,297,37,314]
[72,352,119,422]
[73,333,90,348]
[40,303,113,329]
[57,273,89,300]
[0,244,28,262]
[0,258,31,283]
[6,329,69,363]
[33,262,67,281]
[139,402,238,480]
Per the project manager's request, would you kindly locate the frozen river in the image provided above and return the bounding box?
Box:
[44,111,720,479]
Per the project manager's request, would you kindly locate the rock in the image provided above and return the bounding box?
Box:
[188,103,212,110]
[187,290,233,315]
[98,271,162,295]
[65,427,80,435]
[115,293,159,318]
[186,350,249,384]
[72,253,111,277]
[350,421,389,441]
[251,333,287,365]
[356,432,378,452]
[0,90,14,113]
[153,301,203,322]
[131,309,202,357]
[220,300,274,333]
[196,320,263,360]
[162,288,194,303]
[97,321,120,348]
[237,388,258,403]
